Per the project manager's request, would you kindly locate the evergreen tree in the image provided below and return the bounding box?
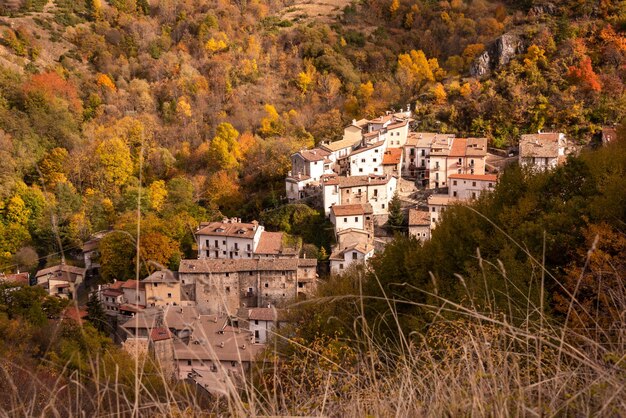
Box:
[86,292,109,334]
[387,192,405,232]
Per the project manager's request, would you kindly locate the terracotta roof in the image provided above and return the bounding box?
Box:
[35,264,85,282]
[465,137,488,156]
[296,148,330,162]
[382,148,402,165]
[143,270,178,283]
[0,272,29,285]
[448,174,497,181]
[151,327,173,342]
[405,132,454,147]
[368,114,393,124]
[196,221,260,239]
[121,280,145,290]
[428,194,465,206]
[408,208,430,226]
[254,231,284,255]
[331,203,371,217]
[387,120,408,130]
[286,174,311,182]
[173,315,264,362]
[329,243,374,260]
[63,306,88,323]
[350,140,386,157]
[245,307,287,321]
[119,304,145,313]
[122,306,199,331]
[520,133,566,158]
[179,258,317,274]
[449,137,467,157]
[323,174,394,188]
[320,136,362,152]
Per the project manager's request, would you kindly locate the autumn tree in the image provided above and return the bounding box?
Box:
[207,122,240,171]
[568,56,602,92]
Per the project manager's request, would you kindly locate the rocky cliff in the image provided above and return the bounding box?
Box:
[470,31,527,77]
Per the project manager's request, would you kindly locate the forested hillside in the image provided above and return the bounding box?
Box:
[1,0,625,274]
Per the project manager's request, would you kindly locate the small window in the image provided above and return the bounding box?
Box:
[359,168,363,173]
[453,181,457,186]
[187,360,192,366]
[453,191,457,197]
[339,263,344,270]
[472,182,477,187]
[354,217,358,222]
[361,158,366,163]
[298,282,304,288]
[264,283,269,288]
[154,283,158,288]
[432,207,436,212]
[222,240,226,245]
[344,217,348,223]
[352,252,358,260]
[373,158,377,162]
[225,287,230,292]
[231,361,236,367]
[168,293,172,298]
[382,204,385,209]
[225,272,229,277]
[254,320,258,325]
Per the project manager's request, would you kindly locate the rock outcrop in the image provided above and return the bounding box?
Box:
[470,31,527,77]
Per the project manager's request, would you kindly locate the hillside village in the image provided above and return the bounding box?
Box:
[0,107,585,395]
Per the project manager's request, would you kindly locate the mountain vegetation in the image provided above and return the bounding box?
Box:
[0,0,625,415]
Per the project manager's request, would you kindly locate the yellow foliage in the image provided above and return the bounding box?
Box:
[258,104,284,137]
[148,180,167,212]
[460,82,472,97]
[432,82,447,104]
[176,96,192,119]
[340,37,347,47]
[205,32,229,54]
[389,0,400,14]
[524,44,546,67]
[397,49,436,91]
[358,81,374,104]
[96,73,116,92]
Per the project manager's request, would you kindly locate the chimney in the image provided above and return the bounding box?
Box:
[241,344,246,350]
[352,119,356,125]
[219,341,224,348]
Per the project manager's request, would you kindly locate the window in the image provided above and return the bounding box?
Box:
[352,252,358,260]
[453,191,457,197]
[298,282,304,288]
[222,251,226,255]
[339,263,344,270]
[168,293,172,298]
[264,283,269,288]
[375,149,379,153]
[247,244,251,251]
[187,360,192,366]
[374,168,378,172]
[343,217,348,223]
[225,272,229,277]
[421,149,425,156]
[231,361,236,367]
[488,183,493,188]
[214,239,218,247]
[222,240,226,245]
[382,204,385,209]
[472,182,477,187]
[361,158,366,163]
[457,169,461,174]
[472,192,477,199]
[354,217,358,222]
[225,287,230,292]
[458,158,462,164]
[359,168,363,173]
[374,189,378,196]
[453,181,457,186]
[432,207,436,212]
[205,239,210,248]
[254,320,259,325]
[154,283,158,288]
[373,158,377,162]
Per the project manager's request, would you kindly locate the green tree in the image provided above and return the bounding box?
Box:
[86,292,110,334]
[387,192,404,231]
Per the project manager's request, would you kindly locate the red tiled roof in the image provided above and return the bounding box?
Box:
[254,231,284,255]
[449,138,467,157]
[196,221,260,239]
[63,306,88,323]
[151,327,173,342]
[408,208,430,226]
[448,174,497,181]
[382,148,402,165]
[331,204,367,216]
[121,280,145,290]
[297,148,330,162]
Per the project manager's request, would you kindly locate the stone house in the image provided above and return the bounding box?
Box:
[408,208,431,242]
[35,264,85,299]
[322,174,397,216]
[519,132,567,171]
